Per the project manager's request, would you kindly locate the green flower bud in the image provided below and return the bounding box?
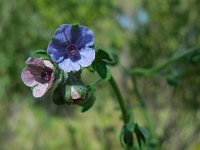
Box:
[64,82,87,105]
[71,84,87,104]
[65,85,72,104]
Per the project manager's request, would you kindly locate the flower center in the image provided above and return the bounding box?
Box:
[67,44,78,52]
[41,67,53,81]
[67,44,80,60]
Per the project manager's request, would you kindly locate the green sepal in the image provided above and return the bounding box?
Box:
[92,45,100,52]
[124,127,134,147]
[79,86,96,112]
[52,70,66,105]
[134,124,148,149]
[72,24,79,29]
[120,124,134,148]
[31,49,51,60]
[65,85,72,104]
[53,83,66,105]
[74,84,87,97]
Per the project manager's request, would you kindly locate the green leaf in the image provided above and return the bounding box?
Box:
[95,49,112,62]
[80,86,96,112]
[96,62,111,80]
[108,50,119,65]
[95,49,117,65]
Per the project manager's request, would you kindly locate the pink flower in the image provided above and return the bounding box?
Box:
[21,57,55,98]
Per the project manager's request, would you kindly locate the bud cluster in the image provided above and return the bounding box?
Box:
[21,23,116,110]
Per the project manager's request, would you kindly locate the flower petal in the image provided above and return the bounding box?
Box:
[21,68,38,87]
[25,58,46,75]
[69,61,81,71]
[78,48,95,67]
[26,57,44,68]
[76,26,94,48]
[54,24,71,45]
[48,75,55,89]
[47,41,67,63]
[32,83,49,98]
[47,41,66,53]
[70,26,82,44]
[71,86,81,100]
[58,58,80,72]
[43,60,54,69]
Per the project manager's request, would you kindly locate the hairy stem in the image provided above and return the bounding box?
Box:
[109,76,129,124]
[131,46,200,76]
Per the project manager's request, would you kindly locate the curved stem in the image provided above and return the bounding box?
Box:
[131,46,200,76]
[109,76,129,124]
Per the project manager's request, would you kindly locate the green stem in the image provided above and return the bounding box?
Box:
[109,76,129,124]
[131,46,200,76]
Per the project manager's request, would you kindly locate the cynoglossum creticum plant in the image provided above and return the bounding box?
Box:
[21,24,148,149]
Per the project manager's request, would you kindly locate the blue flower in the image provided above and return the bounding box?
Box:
[47,24,95,72]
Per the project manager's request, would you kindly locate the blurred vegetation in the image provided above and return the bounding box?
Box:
[0,0,200,149]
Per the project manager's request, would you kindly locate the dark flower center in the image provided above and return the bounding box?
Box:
[66,44,81,61]
[67,44,78,52]
[41,67,53,81]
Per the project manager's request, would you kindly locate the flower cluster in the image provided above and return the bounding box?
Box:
[21,23,147,149]
[21,24,95,103]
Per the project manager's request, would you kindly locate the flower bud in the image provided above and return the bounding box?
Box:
[65,82,87,105]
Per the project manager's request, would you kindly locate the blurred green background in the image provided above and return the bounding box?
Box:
[0,0,200,149]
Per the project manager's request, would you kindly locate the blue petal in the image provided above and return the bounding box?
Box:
[78,48,95,67]
[54,24,72,45]
[49,53,66,63]
[75,26,94,49]
[47,41,66,53]
[70,26,82,44]
[47,41,67,63]
[58,58,80,72]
